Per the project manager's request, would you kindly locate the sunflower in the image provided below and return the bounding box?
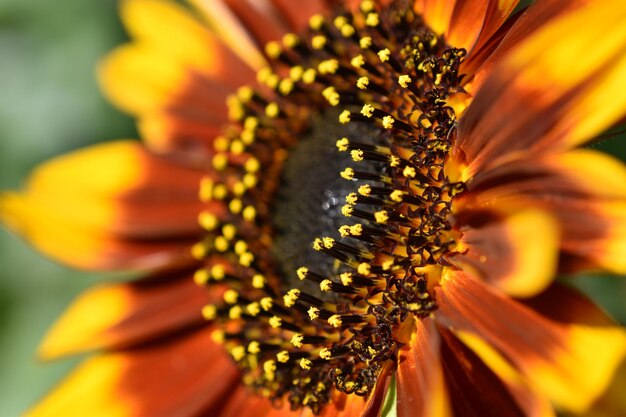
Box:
[2,0,626,416]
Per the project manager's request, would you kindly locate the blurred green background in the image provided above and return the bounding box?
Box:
[0,1,624,416]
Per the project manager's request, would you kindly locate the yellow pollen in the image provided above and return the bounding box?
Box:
[318,59,339,74]
[398,74,412,88]
[243,173,258,188]
[279,79,294,95]
[308,307,320,320]
[239,252,254,267]
[302,68,317,84]
[358,263,371,275]
[211,330,225,344]
[309,14,324,30]
[291,334,304,348]
[269,316,282,328]
[312,35,327,49]
[252,274,266,289]
[361,104,374,118]
[227,96,244,121]
[378,48,391,62]
[341,205,354,217]
[260,297,273,311]
[341,24,355,37]
[232,182,246,196]
[322,86,340,106]
[221,224,236,240]
[350,224,363,236]
[339,110,351,124]
[365,13,379,27]
[375,210,389,224]
[333,16,347,29]
[263,360,276,381]
[340,272,353,286]
[265,102,280,118]
[283,33,299,48]
[214,236,229,252]
[328,315,343,328]
[212,184,228,200]
[351,150,364,161]
[265,74,280,89]
[290,65,304,81]
[320,279,332,292]
[277,351,290,363]
[403,166,417,178]
[356,77,369,90]
[313,238,324,251]
[242,205,257,222]
[224,289,239,304]
[210,264,226,281]
[340,168,355,180]
[322,237,335,249]
[361,0,375,12]
[231,345,246,361]
[248,341,261,354]
[284,289,301,307]
[265,41,282,58]
[382,259,395,271]
[358,184,371,196]
[300,358,313,370]
[256,67,272,84]
[193,269,209,285]
[237,86,254,102]
[389,155,401,167]
[230,140,245,155]
[244,157,260,173]
[360,36,372,49]
[198,211,219,231]
[351,55,365,68]
[297,267,309,280]
[336,137,350,151]
[201,304,217,320]
[229,199,243,214]
[345,193,358,205]
[214,136,229,152]
[382,115,395,129]
[229,305,242,320]
[246,302,261,316]
[390,190,405,202]
[338,225,351,237]
[212,154,228,171]
[319,348,332,360]
[191,242,207,259]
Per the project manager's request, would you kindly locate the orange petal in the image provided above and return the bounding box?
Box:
[0,141,206,270]
[26,329,239,417]
[397,318,451,417]
[453,208,559,297]
[455,0,626,176]
[438,327,540,417]
[414,0,456,36]
[38,272,220,359]
[461,150,626,274]
[436,272,626,413]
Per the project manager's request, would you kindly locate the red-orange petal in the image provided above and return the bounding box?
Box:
[27,329,239,417]
[397,318,451,417]
[455,0,626,176]
[0,141,206,271]
[436,272,626,413]
[38,271,222,359]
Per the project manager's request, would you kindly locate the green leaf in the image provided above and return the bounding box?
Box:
[380,374,397,417]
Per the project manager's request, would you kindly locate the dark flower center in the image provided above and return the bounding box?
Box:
[193,1,468,413]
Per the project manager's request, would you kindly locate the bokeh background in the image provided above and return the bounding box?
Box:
[0,0,625,416]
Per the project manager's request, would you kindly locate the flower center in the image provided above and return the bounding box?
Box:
[192,1,468,413]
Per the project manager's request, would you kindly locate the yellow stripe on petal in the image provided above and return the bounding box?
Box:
[503,0,626,149]
[532,325,626,413]
[38,285,132,360]
[189,0,266,70]
[99,45,189,115]
[25,355,134,417]
[121,0,218,71]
